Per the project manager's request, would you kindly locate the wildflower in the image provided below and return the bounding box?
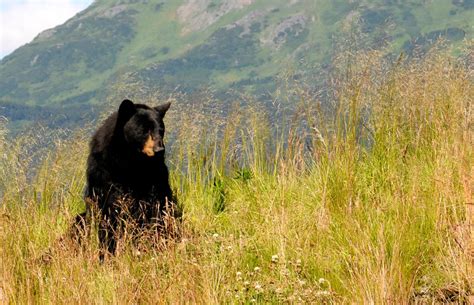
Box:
[271,254,279,263]
[295,259,302,266]
[212,233,219,239]
[236,271,242,279]
[315,291,331,297]
[318,278,330,290]
[244,280,250,287]
[254,282,263,293]
[254,266,261,272]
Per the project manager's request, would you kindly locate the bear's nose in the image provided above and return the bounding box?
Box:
[154,139,164,152]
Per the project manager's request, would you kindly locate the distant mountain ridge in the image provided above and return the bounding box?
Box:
[1,0,472,128]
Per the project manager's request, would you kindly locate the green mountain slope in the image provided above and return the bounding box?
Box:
[1,0,473,127]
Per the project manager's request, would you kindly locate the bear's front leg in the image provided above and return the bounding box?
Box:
[98,215,119,261]
[97,185,125,261]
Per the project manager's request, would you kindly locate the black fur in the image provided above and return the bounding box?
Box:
[83,99,175,258]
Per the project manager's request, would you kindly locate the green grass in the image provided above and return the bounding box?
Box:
[0,47,472,303]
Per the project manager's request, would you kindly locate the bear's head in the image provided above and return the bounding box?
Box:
[116,99,171,157]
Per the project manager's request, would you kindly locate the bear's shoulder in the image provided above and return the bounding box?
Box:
[89,112,119,154]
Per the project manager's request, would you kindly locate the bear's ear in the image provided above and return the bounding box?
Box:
[118,99,136,121]
[154,102,171,116]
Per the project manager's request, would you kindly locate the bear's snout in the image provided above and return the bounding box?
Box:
[142,135,156,157]
[142,135,164,156]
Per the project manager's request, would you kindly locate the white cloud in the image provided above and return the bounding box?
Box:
[0,0,93,58]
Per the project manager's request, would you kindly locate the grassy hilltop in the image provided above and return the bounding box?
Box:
[1,47,473,303]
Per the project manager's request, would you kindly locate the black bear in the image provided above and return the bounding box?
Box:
[83,99,176,258]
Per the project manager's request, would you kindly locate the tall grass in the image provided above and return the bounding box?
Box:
[0,47,472,304]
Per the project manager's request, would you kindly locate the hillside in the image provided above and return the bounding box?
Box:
[0,0,473,128]
[1,49,473,303]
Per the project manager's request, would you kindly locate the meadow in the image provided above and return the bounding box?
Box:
[0,46,472,303]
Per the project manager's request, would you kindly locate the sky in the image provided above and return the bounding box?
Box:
[0,0,93,59]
